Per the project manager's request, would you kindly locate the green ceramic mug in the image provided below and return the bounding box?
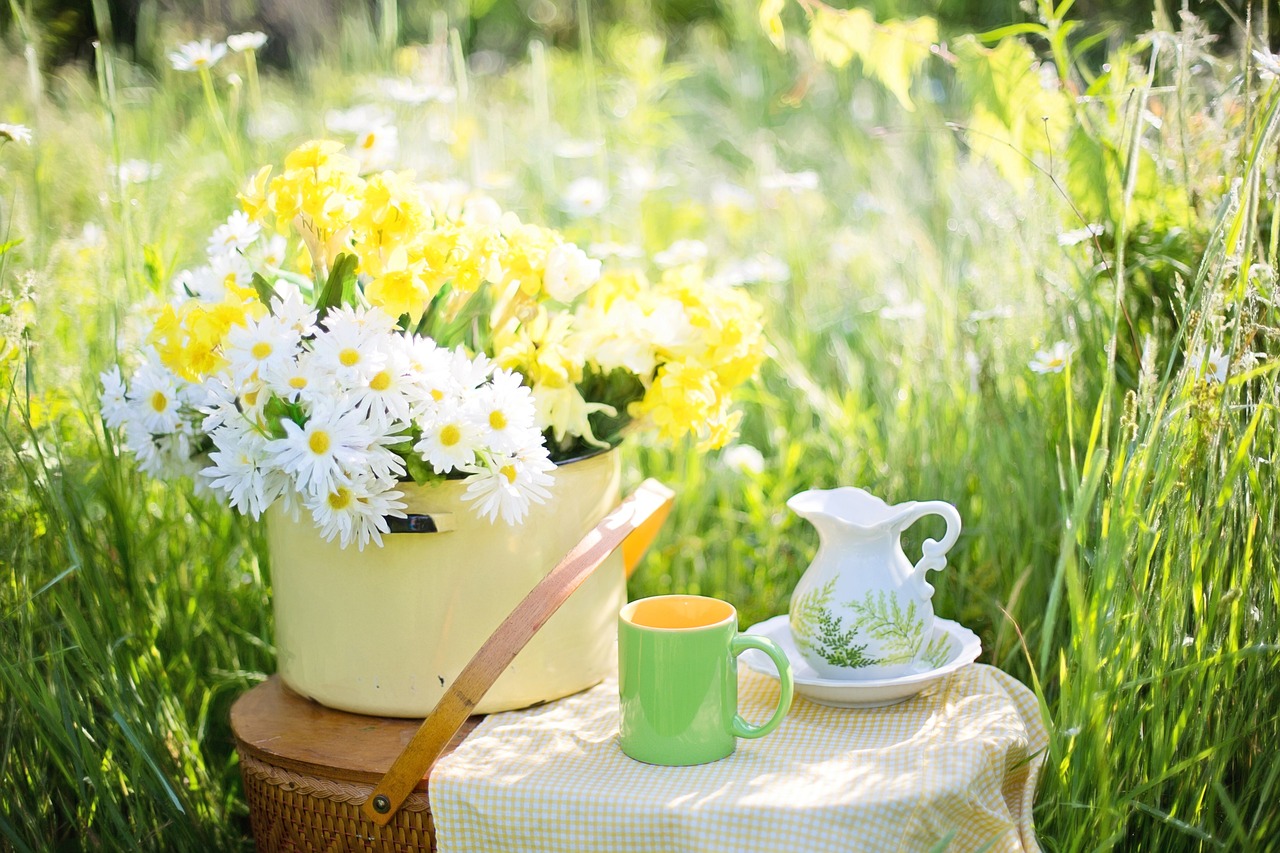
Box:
[618,594,795,766]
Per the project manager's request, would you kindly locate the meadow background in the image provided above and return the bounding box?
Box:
[2,0,1278,850]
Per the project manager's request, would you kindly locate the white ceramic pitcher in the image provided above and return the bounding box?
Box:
[787,487,962,680]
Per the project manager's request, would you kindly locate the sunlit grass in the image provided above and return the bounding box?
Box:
[1,5,1277,851]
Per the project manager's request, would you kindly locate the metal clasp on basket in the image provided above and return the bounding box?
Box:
[384,513,457,534]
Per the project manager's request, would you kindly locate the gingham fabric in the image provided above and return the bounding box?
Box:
[430,663,1047,852]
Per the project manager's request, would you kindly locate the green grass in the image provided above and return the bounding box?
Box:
[1,3,1278,850]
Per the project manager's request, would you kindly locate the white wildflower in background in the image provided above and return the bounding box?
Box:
[325,105,394,134]
[1197,346,1230,384]
[553,138,601,159]
[226,31,268,52]
[711,181,756,212]
[208,210,262,256]
[1029,341,1075,374]
[379,77,456,104]
[588,241,644,261]
[542,243,601,302]
[1253,49,1280,80]
[168,39,228,72]
[759,169,819,193]
[351,125,399,171]
[1057,224,1105,247]
[654,239,708,269]
[723,444,765,476]
[110,159,160,184]
[0,123,32,145]
[561,177,609,218]
[712,254,790,287]
[879,300,926,321]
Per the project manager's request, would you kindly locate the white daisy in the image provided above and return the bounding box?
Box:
[469,368,539,454]
[226,31,268,52]
[265,406,377,496]
[461,447,555,525]
[0,123,32,145]
[260,350,321,405]
[309,307,394,388]
[168,39,228,72]
[223,313,302,384]
[99,366,130,429]
[208,210,262,257]
[542,243,601,302]
[129,355,185,434]
[561,177,609,218]
[202,422,282,519]
[269,283,319,337]
[1029,341,1075,374]
[350,336,415,428]
[208,251,253,290]
[414,402,484,474]
[256,234,288,270]
[306,474,406,550]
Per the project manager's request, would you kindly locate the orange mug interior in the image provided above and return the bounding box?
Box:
[622,595,735,630]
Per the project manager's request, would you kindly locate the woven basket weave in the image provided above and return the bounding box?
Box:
[238,748,436,852]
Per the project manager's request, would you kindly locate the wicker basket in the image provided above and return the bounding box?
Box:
[238,747,437,853]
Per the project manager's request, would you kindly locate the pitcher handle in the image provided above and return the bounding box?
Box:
[901,501,962,599]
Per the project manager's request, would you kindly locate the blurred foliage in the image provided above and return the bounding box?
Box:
[0,0,1272,70]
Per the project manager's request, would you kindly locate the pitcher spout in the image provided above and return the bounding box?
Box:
[786,487,916,540]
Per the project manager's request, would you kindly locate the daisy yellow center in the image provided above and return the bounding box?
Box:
[251,342,273,359]
[500,464,517,484]
[194,57,209,68]
[327,487,352,510]
[362,133,377,150]
[243,389,259,407]
[439,424,461,446]
[288,376,308,389]
[489,410,508,430]
[431,389,444,401]
[369,371,392,391]
[339,348,360,367]
[309,430,331,455]
[149,391,168,413]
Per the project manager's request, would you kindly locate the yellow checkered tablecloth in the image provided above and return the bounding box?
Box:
[429,663,1047,852]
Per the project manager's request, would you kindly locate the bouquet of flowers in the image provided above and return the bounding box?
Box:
[101,140,765,548]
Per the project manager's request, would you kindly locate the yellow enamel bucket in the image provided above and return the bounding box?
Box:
[267,450,625,717]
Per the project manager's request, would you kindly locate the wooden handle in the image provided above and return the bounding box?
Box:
[361,478,675,825]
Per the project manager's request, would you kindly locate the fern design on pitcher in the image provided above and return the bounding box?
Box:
[791,578,880,669]
[845,590,927,665]
[921,632,952,669]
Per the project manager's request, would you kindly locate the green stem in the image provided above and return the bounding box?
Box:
[244,49,262,119]
[198,67,241,175]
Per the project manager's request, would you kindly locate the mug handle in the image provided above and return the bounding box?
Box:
[729,635,794,739]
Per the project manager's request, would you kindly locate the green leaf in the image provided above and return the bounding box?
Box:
[806,8,936,111]
[251,272,279,309]
[315,253,359,319]
[0,238,23,255]
[404,452,435,486]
